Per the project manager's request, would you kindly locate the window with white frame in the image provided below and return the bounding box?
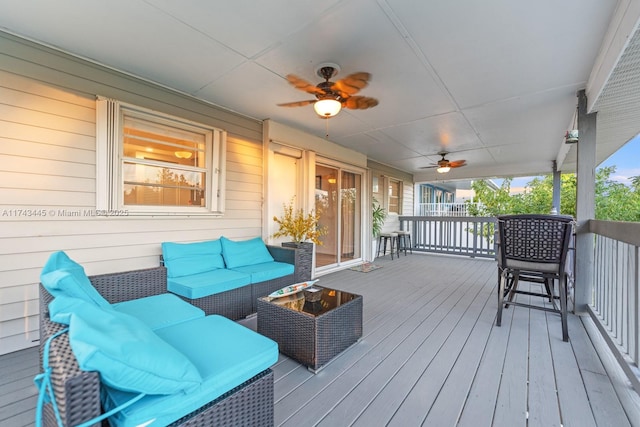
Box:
[388,179,402,214]
[96,98,225,215]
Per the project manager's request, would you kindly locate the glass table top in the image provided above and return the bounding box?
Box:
[259,286,360,317]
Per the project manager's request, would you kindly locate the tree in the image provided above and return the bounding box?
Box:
[468,166,640,222]
[467,178,514,217]
[594,167,640,221]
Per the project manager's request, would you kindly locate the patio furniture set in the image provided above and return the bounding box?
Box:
[34,215,569,426]
[36,237,363,427]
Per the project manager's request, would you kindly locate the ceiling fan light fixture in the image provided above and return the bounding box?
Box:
[437,166,451,174]
[175,151,193,159]
[314,98,342,117]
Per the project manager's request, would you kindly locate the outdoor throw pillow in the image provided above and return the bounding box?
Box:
[220,236,274,269]
[40,251,110,308]
[58,296,202,395]
[161,239,226,278]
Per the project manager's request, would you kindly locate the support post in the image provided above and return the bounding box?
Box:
[574,90,596,313]
[552,160,561,214]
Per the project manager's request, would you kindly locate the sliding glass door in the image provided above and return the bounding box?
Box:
[315,163,362,269]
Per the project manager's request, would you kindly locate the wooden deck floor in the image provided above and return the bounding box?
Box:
[2,254,640,426]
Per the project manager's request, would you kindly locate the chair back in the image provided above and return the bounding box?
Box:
[497,214,573,268]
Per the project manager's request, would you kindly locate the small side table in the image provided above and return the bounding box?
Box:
[257,287,363,372]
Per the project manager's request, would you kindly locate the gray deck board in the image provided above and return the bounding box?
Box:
[527,304,561,427]
[384,266,496,426]
[546,303,599,427]
[421,275,499,426]
[324,260,490,426]
[319,283,468,424]
[1,254,639,427]
[570,315,632,427]
[0,348,37,427]
[457,301,515,427]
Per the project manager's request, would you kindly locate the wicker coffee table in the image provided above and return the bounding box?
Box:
[257,286,363,372]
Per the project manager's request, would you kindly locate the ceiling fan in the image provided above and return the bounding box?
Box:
[421,152,467,173]
[277,63,379,118]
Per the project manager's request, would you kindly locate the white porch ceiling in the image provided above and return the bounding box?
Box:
[0,0,636,181]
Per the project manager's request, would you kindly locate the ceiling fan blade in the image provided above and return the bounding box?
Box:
[343,96,379,110]
[449,160,467,168]
[277,100,317,107]
[419,165,438,169]
[285,74,325,95]
[332,72,371,96]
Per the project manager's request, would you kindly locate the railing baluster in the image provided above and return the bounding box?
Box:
[398,216,496,259]
[587,220,640,393]
[633,245,639,365]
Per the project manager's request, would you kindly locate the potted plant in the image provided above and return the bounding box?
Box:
[272,198,326,244]
[272,199,327,281]
[372,198,387,259]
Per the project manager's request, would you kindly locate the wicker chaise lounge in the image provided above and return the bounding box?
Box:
[39,267,275,426]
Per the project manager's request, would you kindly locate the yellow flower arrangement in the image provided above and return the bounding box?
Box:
[272,199,327,245]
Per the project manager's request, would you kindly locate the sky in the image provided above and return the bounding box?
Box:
[507,133,640,191]
[599,134,640,183]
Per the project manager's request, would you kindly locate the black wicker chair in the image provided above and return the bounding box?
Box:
[495,214,574,341]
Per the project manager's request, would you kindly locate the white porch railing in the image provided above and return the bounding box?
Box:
[589,220,640,392]
[399,216,496,258]
[415,202,482,217]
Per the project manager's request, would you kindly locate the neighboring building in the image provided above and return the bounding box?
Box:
[414,180,497,216]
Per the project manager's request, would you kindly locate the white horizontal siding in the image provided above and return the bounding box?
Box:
[0,34,264,355]
[402,180,414,217]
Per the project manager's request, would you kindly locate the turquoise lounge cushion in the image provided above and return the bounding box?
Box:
[101,315,278,427]
[167,269,251,299]
[40,251,110,308]
[220,236,274,269]
[112,294,205,330]
[230,261,294,284]
[41,250,82,275]
[162,240,225,278]
[48,294,95,325]
[53,296,202,395]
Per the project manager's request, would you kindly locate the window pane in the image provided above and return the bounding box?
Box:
[389,180,400,214]
[372,174,384,205]
[123,116,206,168]
[341,171,361,261]
[123,163,205,206]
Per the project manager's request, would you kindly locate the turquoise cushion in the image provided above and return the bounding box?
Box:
[53,296,202,395]
[48,294,101,325]
[102,315,278,427]
[167,269,251,299]
[162,240,225,278]
[220,237,274,269]
[230,261,294,284]
[40,251,110,308]
[112,294,205,330]
[41,250,81,275]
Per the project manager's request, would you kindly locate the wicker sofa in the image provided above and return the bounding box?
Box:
[39,265,277,427]
[160,239,311,320]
